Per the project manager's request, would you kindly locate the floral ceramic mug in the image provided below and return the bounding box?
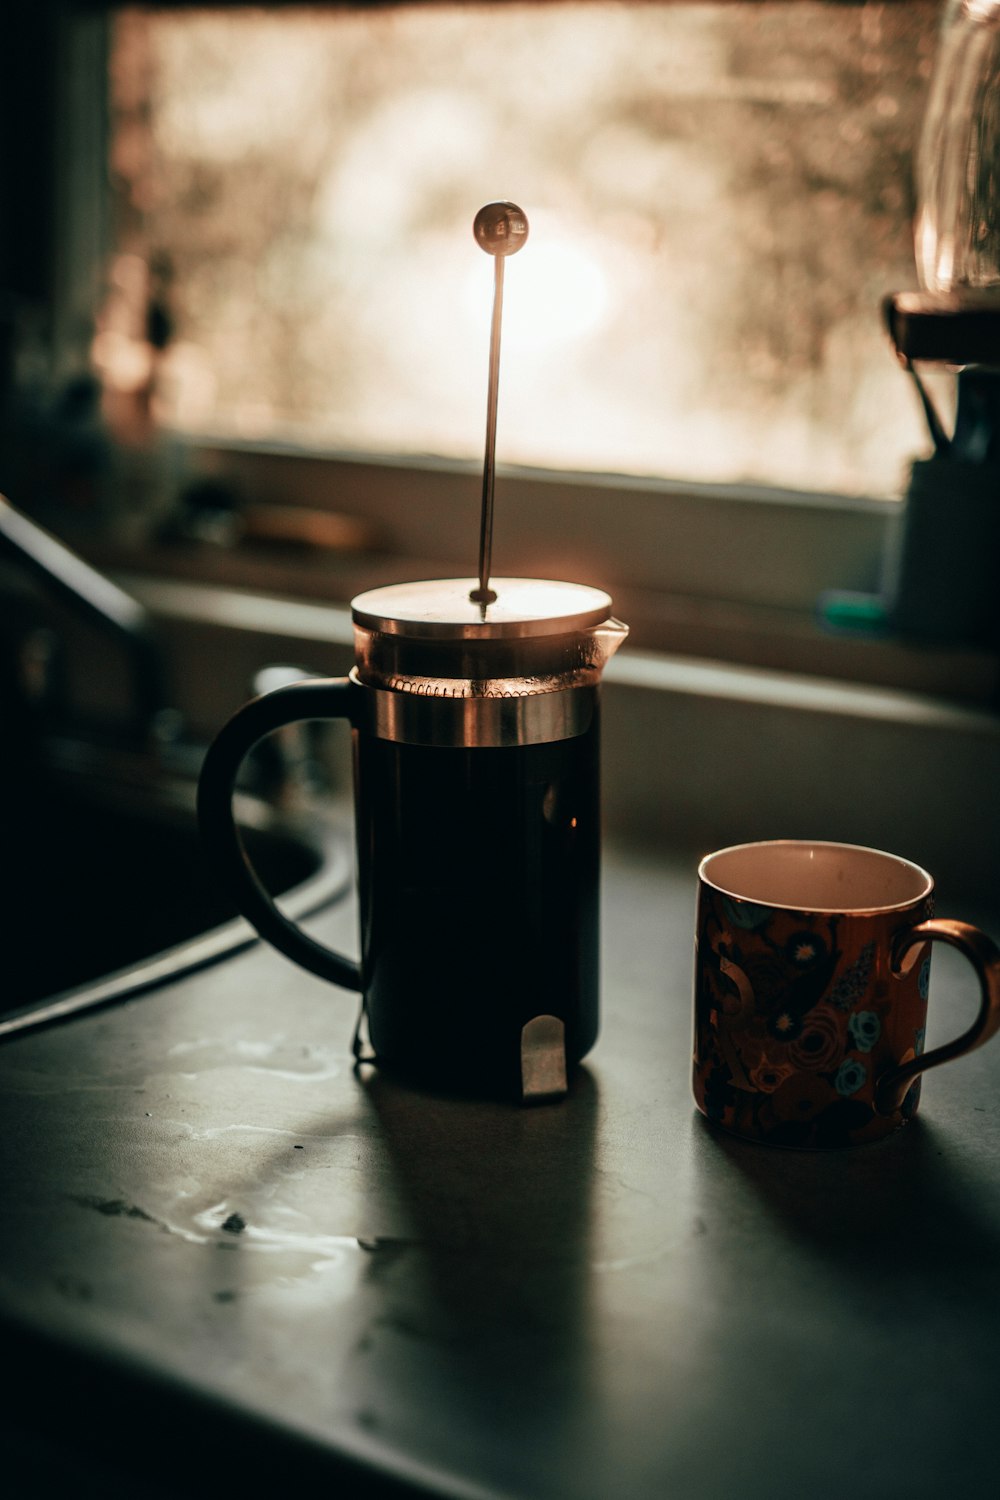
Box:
[693,840,1000,1148]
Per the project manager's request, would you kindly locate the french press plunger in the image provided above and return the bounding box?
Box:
[197,205,628,1101]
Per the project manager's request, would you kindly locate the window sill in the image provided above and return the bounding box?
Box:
[80,530,1000,708]
[50,434,999,707]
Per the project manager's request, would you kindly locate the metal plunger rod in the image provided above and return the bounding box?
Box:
[470,202,529,606]
[477,253,505,601]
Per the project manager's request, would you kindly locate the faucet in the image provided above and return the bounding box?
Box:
[0,492,169,748]
[0,493,333,794]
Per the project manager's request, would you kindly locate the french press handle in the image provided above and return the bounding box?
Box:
[197,677,362,991]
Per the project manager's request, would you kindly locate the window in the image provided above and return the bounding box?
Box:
[104,2,939,499]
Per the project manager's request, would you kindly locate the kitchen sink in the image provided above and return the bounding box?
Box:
[0,494,354,1040]
[0,748,353,1039]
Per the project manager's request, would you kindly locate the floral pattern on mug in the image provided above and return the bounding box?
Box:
[847,1010,881,1052]
[829,941,874,1010]
[834,1058,867,1096]
[693,881,934,1147]
[748,1059,796,1093]
[788,1007,843,1071]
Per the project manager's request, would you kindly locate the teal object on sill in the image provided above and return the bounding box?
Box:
[818,590,890,637]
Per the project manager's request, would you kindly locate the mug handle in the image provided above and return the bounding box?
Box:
[875,919,1000,1115]
[197,677,362,992]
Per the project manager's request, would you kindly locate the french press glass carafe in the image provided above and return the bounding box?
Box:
[197,576,627,1100]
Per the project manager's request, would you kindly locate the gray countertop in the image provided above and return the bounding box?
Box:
[2,839,999,1498]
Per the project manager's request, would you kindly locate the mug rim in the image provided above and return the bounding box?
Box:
[698,838,934,916]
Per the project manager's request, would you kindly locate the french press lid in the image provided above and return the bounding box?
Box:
[351,576,620,688]
[352,576,611,638]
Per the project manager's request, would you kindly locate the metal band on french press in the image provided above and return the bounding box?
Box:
[351,669,597,748]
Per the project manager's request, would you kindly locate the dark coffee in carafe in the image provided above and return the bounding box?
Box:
[356,723,600,1094]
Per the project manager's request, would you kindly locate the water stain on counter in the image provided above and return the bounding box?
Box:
[67,1186,417,1309]
[165,1035,344,1085]
[2,1038,345,1101]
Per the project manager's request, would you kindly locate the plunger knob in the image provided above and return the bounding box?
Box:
[473,202,529,258]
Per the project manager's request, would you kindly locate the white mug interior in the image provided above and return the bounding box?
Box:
[699,839,933,915]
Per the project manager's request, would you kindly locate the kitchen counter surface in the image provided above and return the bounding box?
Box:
[2,839,1000,1498]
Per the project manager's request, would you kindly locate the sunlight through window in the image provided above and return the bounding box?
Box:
[108,3,941,497]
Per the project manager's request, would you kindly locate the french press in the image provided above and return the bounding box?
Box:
[197,205,628,1101]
